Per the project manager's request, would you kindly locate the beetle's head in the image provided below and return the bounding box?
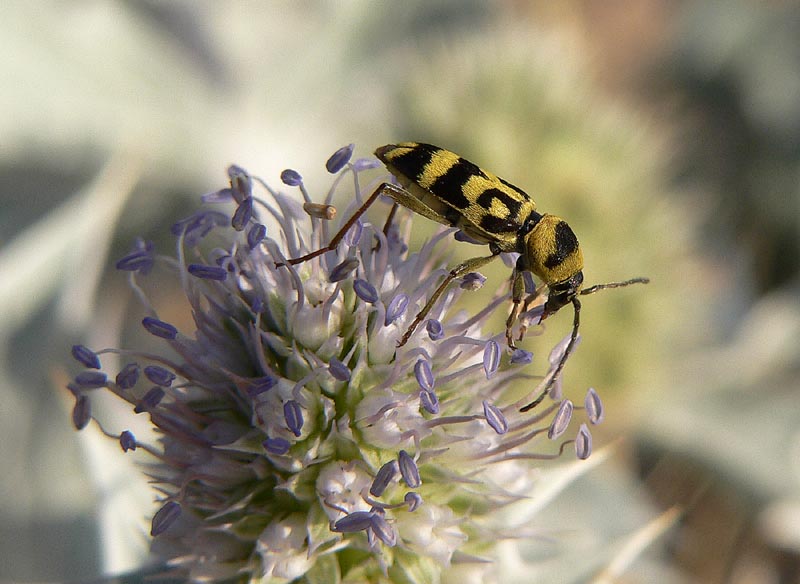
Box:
[542,271,584,318]
[522,215,584,315]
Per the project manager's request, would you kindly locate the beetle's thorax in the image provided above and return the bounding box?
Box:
[518,213,584,287]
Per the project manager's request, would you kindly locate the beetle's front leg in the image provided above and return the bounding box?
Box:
[515,278,549,342]
[505,268,525,349]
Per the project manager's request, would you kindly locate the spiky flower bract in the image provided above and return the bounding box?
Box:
[67,145,604,583]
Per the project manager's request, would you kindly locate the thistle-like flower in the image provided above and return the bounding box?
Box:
[68,144,605,582]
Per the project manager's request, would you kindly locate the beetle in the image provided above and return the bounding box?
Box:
[281,142,648,410]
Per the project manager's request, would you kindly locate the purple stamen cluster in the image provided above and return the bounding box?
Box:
[66,144,606,582]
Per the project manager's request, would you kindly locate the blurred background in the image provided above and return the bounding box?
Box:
[2,1,799,582]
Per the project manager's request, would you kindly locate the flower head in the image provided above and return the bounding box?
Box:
[68,145,604,582]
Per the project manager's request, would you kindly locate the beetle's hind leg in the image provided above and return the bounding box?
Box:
[277,182,396,267]
[382,202,400,238]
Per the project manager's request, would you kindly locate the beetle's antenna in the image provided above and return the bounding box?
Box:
[580,277,649,296]
[519,277,649,413]
[520,296,581,412]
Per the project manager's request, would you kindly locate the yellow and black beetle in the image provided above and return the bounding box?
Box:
[282,142,648,410]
